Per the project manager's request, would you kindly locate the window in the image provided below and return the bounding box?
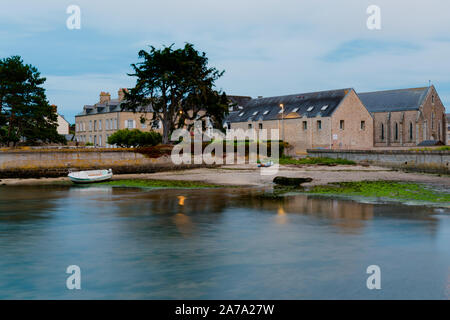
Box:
[317,120,322,130]
[99,135,102,146]
[98,120,102,130]
[89,120,92,131]
[127,120,134,129]
[141,122,147,129]
[278,109,283,114]
[432,95,435,104]
[307,106,314,112]
[361,121,365,130]
[409,122,413,140]
[106,119,109,130]
[292,108,299,113]
[252,111,258,116]
[395,123,399,141]
[381,123,385,140]
[258,123,263,130]
[248,123,253,129]
[340,120,344,130]
[238,112,244,117]
[303,121,307,130]
[431,112,435,129]
[321,105,328,111]
[94,120,97,131]
[263,110,269,115]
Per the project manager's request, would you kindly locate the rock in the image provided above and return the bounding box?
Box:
[273,176,313,186]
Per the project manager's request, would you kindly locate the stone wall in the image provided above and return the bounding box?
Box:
[307,149,450,174]
[0,148,208,178]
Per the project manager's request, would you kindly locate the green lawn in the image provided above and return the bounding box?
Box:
[307,180,450,203]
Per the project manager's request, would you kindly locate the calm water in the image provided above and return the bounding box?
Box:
[0,185,449,299]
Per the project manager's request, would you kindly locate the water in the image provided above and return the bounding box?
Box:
[0,185,449,299]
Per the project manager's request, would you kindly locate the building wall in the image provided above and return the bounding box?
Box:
[56,114,70,135]
[330,90,374,150]
[75,112,162,147]
[229,90,373,154]
[372,87,447,147]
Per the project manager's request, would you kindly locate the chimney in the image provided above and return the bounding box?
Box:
[118,88,128,102]
[99,91,111,104]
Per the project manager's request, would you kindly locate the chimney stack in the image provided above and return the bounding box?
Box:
[118,88,128,102]
[99,92,111,104]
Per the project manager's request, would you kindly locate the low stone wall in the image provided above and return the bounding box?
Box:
[307,149,450,174]
[0,148,209,178]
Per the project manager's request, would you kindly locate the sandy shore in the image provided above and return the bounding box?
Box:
[1,164,449,188]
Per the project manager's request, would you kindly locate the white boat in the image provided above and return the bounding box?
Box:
[68,169,113,184]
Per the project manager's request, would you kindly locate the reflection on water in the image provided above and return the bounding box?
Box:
[0,185,449,299]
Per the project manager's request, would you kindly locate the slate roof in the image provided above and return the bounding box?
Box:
[358,87,430,113]
[76,99,153,116]
[225,88,352,123]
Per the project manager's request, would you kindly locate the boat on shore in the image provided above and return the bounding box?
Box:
[68,169,113,184]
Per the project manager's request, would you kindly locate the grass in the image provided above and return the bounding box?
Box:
[97,179,223,189]
[306,180,450,204]
[409,146,450,151]
[279,156,356,166]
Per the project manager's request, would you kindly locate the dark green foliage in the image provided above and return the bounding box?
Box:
[0,56,62,146]
[122,43,228,144]
[107,129,162,148]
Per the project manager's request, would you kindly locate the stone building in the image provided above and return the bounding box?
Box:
[75,89,161,146]
[226,88,374,154]
[447,114,450,144]
[358,86,447,147]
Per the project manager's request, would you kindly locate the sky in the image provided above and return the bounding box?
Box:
[2,0,450,123]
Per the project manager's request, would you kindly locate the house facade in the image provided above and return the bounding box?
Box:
[358,86,447,147]
[75,89,162,146]
[226,88,374,153]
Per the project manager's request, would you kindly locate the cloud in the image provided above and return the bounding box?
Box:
[1,0,450,120]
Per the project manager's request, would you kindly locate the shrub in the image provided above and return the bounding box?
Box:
[107,129,162,148]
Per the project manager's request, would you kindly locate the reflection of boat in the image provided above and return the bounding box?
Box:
[258,161,274,168]
[68,169,113,184]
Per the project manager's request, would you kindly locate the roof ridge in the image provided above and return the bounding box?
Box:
[359,86,429,95]
[252,88,353,100]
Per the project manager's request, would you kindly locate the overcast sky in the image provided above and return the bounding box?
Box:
[2,0,450,122]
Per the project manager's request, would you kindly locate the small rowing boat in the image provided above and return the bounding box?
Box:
[68,169,113,184]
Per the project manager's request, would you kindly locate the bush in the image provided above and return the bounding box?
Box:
[107,129,162,148]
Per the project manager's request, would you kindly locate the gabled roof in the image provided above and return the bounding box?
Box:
[76,100,153,116]
[225,88,352,123]
[358,87,430,113]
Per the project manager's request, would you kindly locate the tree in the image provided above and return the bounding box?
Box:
[122,43,229,144]
[107,129,162,148]
[0,56,63,146]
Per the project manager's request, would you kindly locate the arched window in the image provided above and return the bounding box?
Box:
[381,123,385,140]
[409,122,413,141]
[395,123,399,141]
